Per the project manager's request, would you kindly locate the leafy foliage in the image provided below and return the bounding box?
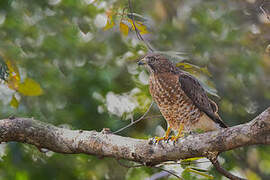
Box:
[0,59,43,108]
[103,9,149,36]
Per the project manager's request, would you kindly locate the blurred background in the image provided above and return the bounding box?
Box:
[0,0,270,179]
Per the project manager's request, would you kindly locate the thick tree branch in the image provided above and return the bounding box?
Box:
[0,107,270,178]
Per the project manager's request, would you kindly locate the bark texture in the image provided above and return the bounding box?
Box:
[0,108,270,166]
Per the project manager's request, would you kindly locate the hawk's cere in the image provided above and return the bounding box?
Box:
[138,53,227,141]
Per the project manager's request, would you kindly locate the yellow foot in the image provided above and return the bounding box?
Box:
[170,123,185,142]
[154,126,171,143]
[170,134,184,142]
[154,136,169,143]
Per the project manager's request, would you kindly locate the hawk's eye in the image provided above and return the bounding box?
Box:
[148,57,156,62]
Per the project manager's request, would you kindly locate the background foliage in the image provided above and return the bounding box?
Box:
[0,0,270,179]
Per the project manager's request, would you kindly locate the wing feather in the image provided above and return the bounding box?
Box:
[178,73,227,128]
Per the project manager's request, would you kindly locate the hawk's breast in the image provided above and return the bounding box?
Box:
[149,73,213,132]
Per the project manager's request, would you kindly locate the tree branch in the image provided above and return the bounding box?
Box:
[1,107,270,178]
[209,155,246,180]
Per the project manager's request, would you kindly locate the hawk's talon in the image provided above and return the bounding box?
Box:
[152,126,171,144]
[170,124,185,142]
[154,136,169,143]
[170,134,184,142]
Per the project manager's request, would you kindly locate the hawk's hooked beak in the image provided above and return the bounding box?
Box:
[138,57,146,65]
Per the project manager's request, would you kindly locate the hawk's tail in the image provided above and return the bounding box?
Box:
[209,99,228,128]
[213,114,228,128]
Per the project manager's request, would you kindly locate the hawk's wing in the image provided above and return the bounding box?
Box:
[178,72,227,128]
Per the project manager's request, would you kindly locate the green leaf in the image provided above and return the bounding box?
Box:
[103,15,115,31]
[15,171,29,180]
[10,95,19,108]
[176,62,212,77]
[186,168,214,179]
[180,157,205,169]
[128,19,149,35]
[18,78,44,96]
[181,157,204,162]
[180,157,204,169]
[120,22,129,36]
[190,167,208,172]
[6,60,20,90]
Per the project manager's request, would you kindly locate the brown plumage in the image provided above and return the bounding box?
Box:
[138,53,227,139]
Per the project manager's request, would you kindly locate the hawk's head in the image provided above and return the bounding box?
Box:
[138,53,177,73]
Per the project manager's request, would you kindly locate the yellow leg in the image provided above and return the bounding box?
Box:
[170,123,184,142]
[154,126,171,143]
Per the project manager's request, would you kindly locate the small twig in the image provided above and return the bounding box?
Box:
[116,159,144,168]
[113,101,154,134]
[208,155,246,180]
[116,157,211,178]
[116,158,182,179]
[154,166,184,180]
[158,160,211,166]
[128,0,154,52]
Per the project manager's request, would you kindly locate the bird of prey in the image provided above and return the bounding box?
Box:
[138,53,227,142]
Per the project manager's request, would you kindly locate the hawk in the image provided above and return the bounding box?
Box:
[138,53,227,141]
